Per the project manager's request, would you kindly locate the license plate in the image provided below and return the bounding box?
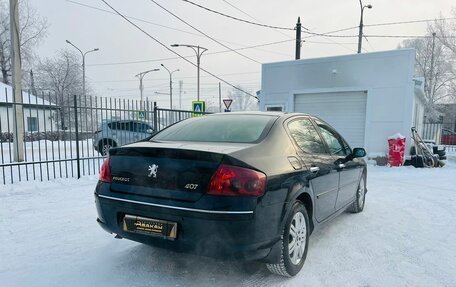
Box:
[123,215,177,240]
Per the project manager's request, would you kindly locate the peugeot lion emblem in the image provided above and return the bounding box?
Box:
[148,164,158,178]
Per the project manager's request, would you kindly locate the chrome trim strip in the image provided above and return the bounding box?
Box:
[97,194,254,215]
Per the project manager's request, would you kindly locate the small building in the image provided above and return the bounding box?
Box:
[0,82,58,133]
[259,49,424,158]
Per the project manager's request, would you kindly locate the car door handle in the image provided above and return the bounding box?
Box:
[338,163,346,169]
[310,166,320,173]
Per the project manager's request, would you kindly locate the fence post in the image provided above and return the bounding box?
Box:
[73,95,81,179]
[153,101,158,132]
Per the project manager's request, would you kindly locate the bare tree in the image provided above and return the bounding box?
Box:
[435,9,456,56]
[399,24,455,121]
[35,50,86,130]
[227,85,259,111]
[0,0,47,84]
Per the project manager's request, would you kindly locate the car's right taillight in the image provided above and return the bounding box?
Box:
[100,157,112,183]
[207,164,266,197]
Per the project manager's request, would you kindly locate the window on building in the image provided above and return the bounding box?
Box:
[265,105,284,112]
[27,117,38,132]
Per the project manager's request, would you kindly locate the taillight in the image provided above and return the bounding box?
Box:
[208,165,266,197]
[100,157,112,183]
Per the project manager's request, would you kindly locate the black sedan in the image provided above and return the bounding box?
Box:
[95,112,367,277]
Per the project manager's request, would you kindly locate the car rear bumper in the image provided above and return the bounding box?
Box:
[94,191,284,262]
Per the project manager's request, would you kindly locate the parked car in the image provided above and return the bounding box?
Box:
[94,112,367,277]
[93,120,154,155]
[441,129,456,145]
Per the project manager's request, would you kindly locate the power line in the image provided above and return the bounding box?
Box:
[66,0,288,57]
[182,0,300,31]
[148,0,261,64]
[365,17,456,28]
[91,71,261,83]
[66,0,201,37]
[99,0,258,99]
[220,0,294,40]
[87,39,293,67]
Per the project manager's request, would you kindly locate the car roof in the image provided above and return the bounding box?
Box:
[206,111,310,118]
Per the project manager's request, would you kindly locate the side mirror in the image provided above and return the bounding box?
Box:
[352,147,366,158]
[340,147,366,164]
[146,129,154,134]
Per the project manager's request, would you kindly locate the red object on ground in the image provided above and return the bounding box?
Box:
[388,137,406,166]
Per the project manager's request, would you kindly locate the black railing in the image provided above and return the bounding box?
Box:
[0,88,210,184]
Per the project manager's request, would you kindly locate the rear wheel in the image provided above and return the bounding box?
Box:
[266,201,309,277]
[350,174,366,213]
[98,140,116,156]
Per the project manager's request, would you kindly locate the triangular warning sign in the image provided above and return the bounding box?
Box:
[223,99,233,110]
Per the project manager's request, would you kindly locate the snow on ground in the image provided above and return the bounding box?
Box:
[1,140,103,184]
[1,159,456,287]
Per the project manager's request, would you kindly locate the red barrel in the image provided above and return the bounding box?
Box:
[388,136,406,167]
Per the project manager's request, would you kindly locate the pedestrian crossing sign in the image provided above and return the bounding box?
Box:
[192,101,205,117]
[137,110,146,120]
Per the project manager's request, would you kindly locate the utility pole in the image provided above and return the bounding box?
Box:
[179,80,183,110]
[171,44,208,101]
[428,32,436,100]
[218,82,222,112]
[65,40,99,97]
[30,70,37,96]
[357,1,373,54]
[10,0,24,162]
[135,69,160,110]
[160,64,179,109]
[295,17,301,60]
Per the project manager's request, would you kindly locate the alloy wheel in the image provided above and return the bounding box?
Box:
[288,211,307,265]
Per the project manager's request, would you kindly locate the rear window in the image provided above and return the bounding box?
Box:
[152,115,276,143]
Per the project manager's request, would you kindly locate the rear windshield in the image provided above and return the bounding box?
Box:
[152,115,276,143]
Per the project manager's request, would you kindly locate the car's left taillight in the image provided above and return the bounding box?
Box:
[100,157,112,183]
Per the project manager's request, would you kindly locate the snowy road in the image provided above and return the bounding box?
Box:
[1,158,456,287]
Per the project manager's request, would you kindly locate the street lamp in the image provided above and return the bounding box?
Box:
[135,69,160,110]
[357,1,372,54]
[160,64,179,109]
[171,44,207,101]
[65,40,99,97]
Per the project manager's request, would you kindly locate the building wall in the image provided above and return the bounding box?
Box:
[260,49,416,156]
[0,106,57,133]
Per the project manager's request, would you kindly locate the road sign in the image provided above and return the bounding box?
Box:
[224,109,231,112]
[223,98,233,110]
[192,101,206,117]
[137,110,146,120]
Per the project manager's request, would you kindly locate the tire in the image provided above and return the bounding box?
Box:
[266,201,309,277]
[98,139,116,156]
[349,174,366,213]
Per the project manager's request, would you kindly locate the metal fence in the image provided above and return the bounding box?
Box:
[422,123,456,152]
[0,89,210,184]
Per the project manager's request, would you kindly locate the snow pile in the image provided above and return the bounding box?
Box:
[1,162,456,286]
[387,133,405,140]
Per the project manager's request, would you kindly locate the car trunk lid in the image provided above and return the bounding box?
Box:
[108,141,252,202]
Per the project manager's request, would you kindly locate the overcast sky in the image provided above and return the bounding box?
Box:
[29,0,455,109]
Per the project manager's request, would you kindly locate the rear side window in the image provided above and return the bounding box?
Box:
[153,115,276,143]
[288,118,327,154]
[314,119,348,156]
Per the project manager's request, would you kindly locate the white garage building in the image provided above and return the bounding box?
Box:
[260,49,425,158]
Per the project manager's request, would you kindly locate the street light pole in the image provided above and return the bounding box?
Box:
[160,64,179,109]
[135,69,160,110]
[171,44,208,101]
[65,40,99,97]
[357,1,372,54]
